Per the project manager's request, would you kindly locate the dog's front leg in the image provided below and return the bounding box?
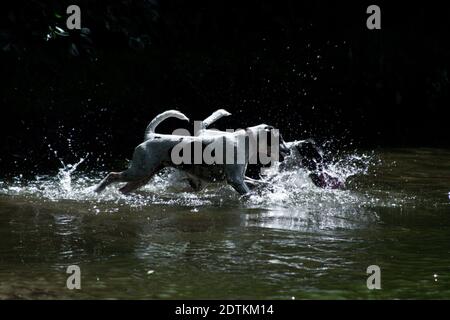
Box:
[244,176,272,191]
[229,179,251,195]
[226,165,251,195]
[119,177,151,194]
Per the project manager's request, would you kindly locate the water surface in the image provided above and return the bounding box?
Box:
[0,148,449,299]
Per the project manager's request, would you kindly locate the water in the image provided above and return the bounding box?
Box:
[0,148,449,299]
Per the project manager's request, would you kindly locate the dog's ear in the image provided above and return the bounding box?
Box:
[278,133,290,157]
[295,140,323,172]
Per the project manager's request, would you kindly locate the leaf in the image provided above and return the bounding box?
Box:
[54,26,69,36]
[69,43,80,56]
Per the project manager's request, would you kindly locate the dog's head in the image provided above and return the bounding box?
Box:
[245,124,289,165]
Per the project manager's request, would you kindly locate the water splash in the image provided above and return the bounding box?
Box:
[56,156,87,193]
[249,151,375,203]
[239,151,382,230]
[0,147,402,230]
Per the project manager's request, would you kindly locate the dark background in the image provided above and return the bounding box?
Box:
[1,0,449,175]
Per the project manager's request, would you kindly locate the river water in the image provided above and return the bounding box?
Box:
[0,148,449,299]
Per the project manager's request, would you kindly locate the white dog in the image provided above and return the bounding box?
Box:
[95,110,282,195]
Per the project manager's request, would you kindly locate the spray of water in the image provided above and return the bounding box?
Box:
[1,143,419,230]
[56,156,88,193]
[0,146,375,205]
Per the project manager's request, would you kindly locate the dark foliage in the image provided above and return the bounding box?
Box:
[1,0,449,174]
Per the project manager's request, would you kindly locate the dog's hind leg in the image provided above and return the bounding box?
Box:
[94,172,124,193]
[95,170,143,193]
[116,156,164,194]
[119,178,150,194]
[95,141,165,193]
[119,168,160,194]
[95,166,160,194]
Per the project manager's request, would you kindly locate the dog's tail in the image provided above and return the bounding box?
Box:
[200,109,231,129]
[144,110,189,139]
